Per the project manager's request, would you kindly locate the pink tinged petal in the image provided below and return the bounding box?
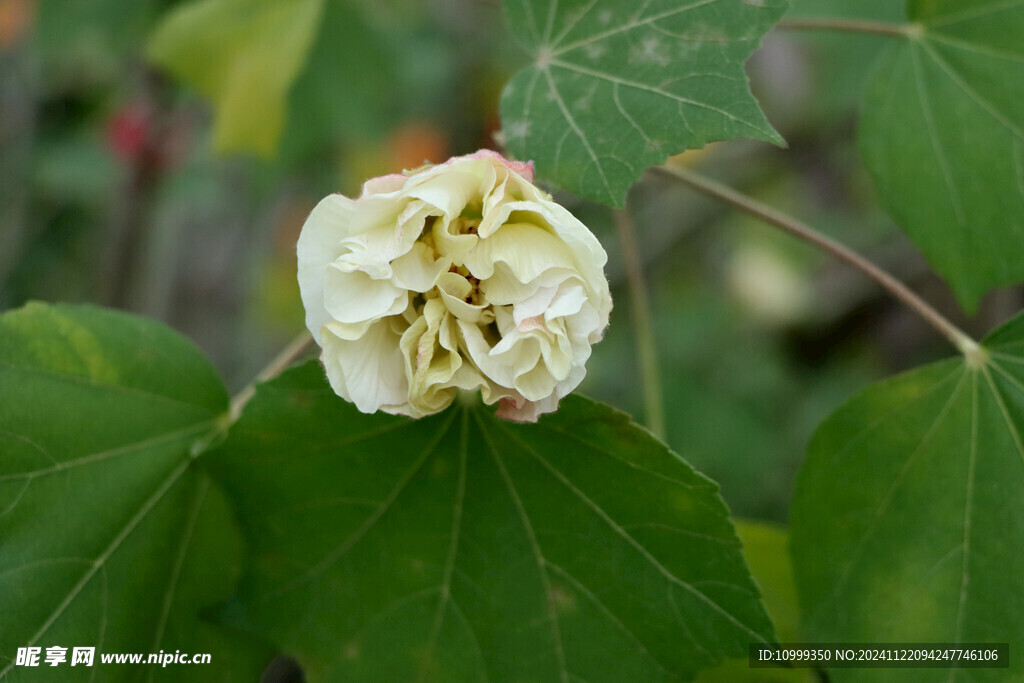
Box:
[321,320,408,414]
[495,393,557,423]
[517,315,545,332]
[323,264,407,324]
[514,360,562,400]
[360,172,408,197]
[505,159,534,183]
[458,149,535,183]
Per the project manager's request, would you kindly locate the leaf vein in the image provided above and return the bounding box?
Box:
[541,67,613,200]
[551,0,723,57]
[550,59,767,136]
[810,369,970,621]
[419,409,469,682]
[543,560,680,679]
[148,475,209,671]
[0,360,222,415]
[923,0,1024,30]
[0,421,218,483]
[550,0,599,49]
[920,41,1024,141]
[475,411,570,683]
[0,458,193,679]
[265,410,459,600]
[496,422,767,643]
[910,45,968,232]
[948,371,979,683]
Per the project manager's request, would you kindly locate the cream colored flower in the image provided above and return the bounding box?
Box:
[297,150,611,421]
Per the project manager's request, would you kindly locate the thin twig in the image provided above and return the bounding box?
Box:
[655,164,982,360]
[229,331,316,421]
[615,209,666,440]
[776,17,915,39]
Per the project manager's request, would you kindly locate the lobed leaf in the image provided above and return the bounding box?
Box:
[695,521,809,683]
[859,0,1024,311]
[499,0,788,207]
[791,312,1024,681]
[0,303,271,681]
[207,361,775,681]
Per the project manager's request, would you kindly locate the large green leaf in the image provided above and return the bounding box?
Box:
[790,312,1024,681]
[696,521,811,683]
[0,303,271,680]
[859,0,1024,311]
[208,361,774,681]
[146,0,324,156]
[499,0,787,207]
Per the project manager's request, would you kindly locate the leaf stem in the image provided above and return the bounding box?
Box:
[775,17,914,39]
[655,164,981,358]
[615,209,666,440]
[229,331,315,421]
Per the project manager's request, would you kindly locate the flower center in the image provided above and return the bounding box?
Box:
[451,216,480,235]
[448,264,483,305]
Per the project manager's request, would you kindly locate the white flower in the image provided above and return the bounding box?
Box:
[297,150,612,421]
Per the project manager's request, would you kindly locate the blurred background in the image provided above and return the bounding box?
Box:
[2,0,1020,522]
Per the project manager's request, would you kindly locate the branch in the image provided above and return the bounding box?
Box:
[615,209,666,440]
[229,331,316,421]
[776,17,915,39]
[655,164,981,359]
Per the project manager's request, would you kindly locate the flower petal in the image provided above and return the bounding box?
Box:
[391,241,447,293]
[322,319,409,414]
[323,264,407,324]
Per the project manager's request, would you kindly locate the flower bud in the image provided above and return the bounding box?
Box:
[297,150,612,421]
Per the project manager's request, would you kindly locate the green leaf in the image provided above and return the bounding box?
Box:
[696,521,811,683]
[146,0,325,156]
[0,303,271,680]
[499,0,788,207]
[791,313,1024,681]
[859,0,1024,311]
[208,361,774,681]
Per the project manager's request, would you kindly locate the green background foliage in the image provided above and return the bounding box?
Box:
[147,0,325,155]
[3,0,1024,680]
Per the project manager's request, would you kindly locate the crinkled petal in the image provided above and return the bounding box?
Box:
[463,222,576,283]
[297,150,612,422]
[322,320,408,414]
[323,264,407,325]
[391,241,447,293]
[406,165,493,218]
